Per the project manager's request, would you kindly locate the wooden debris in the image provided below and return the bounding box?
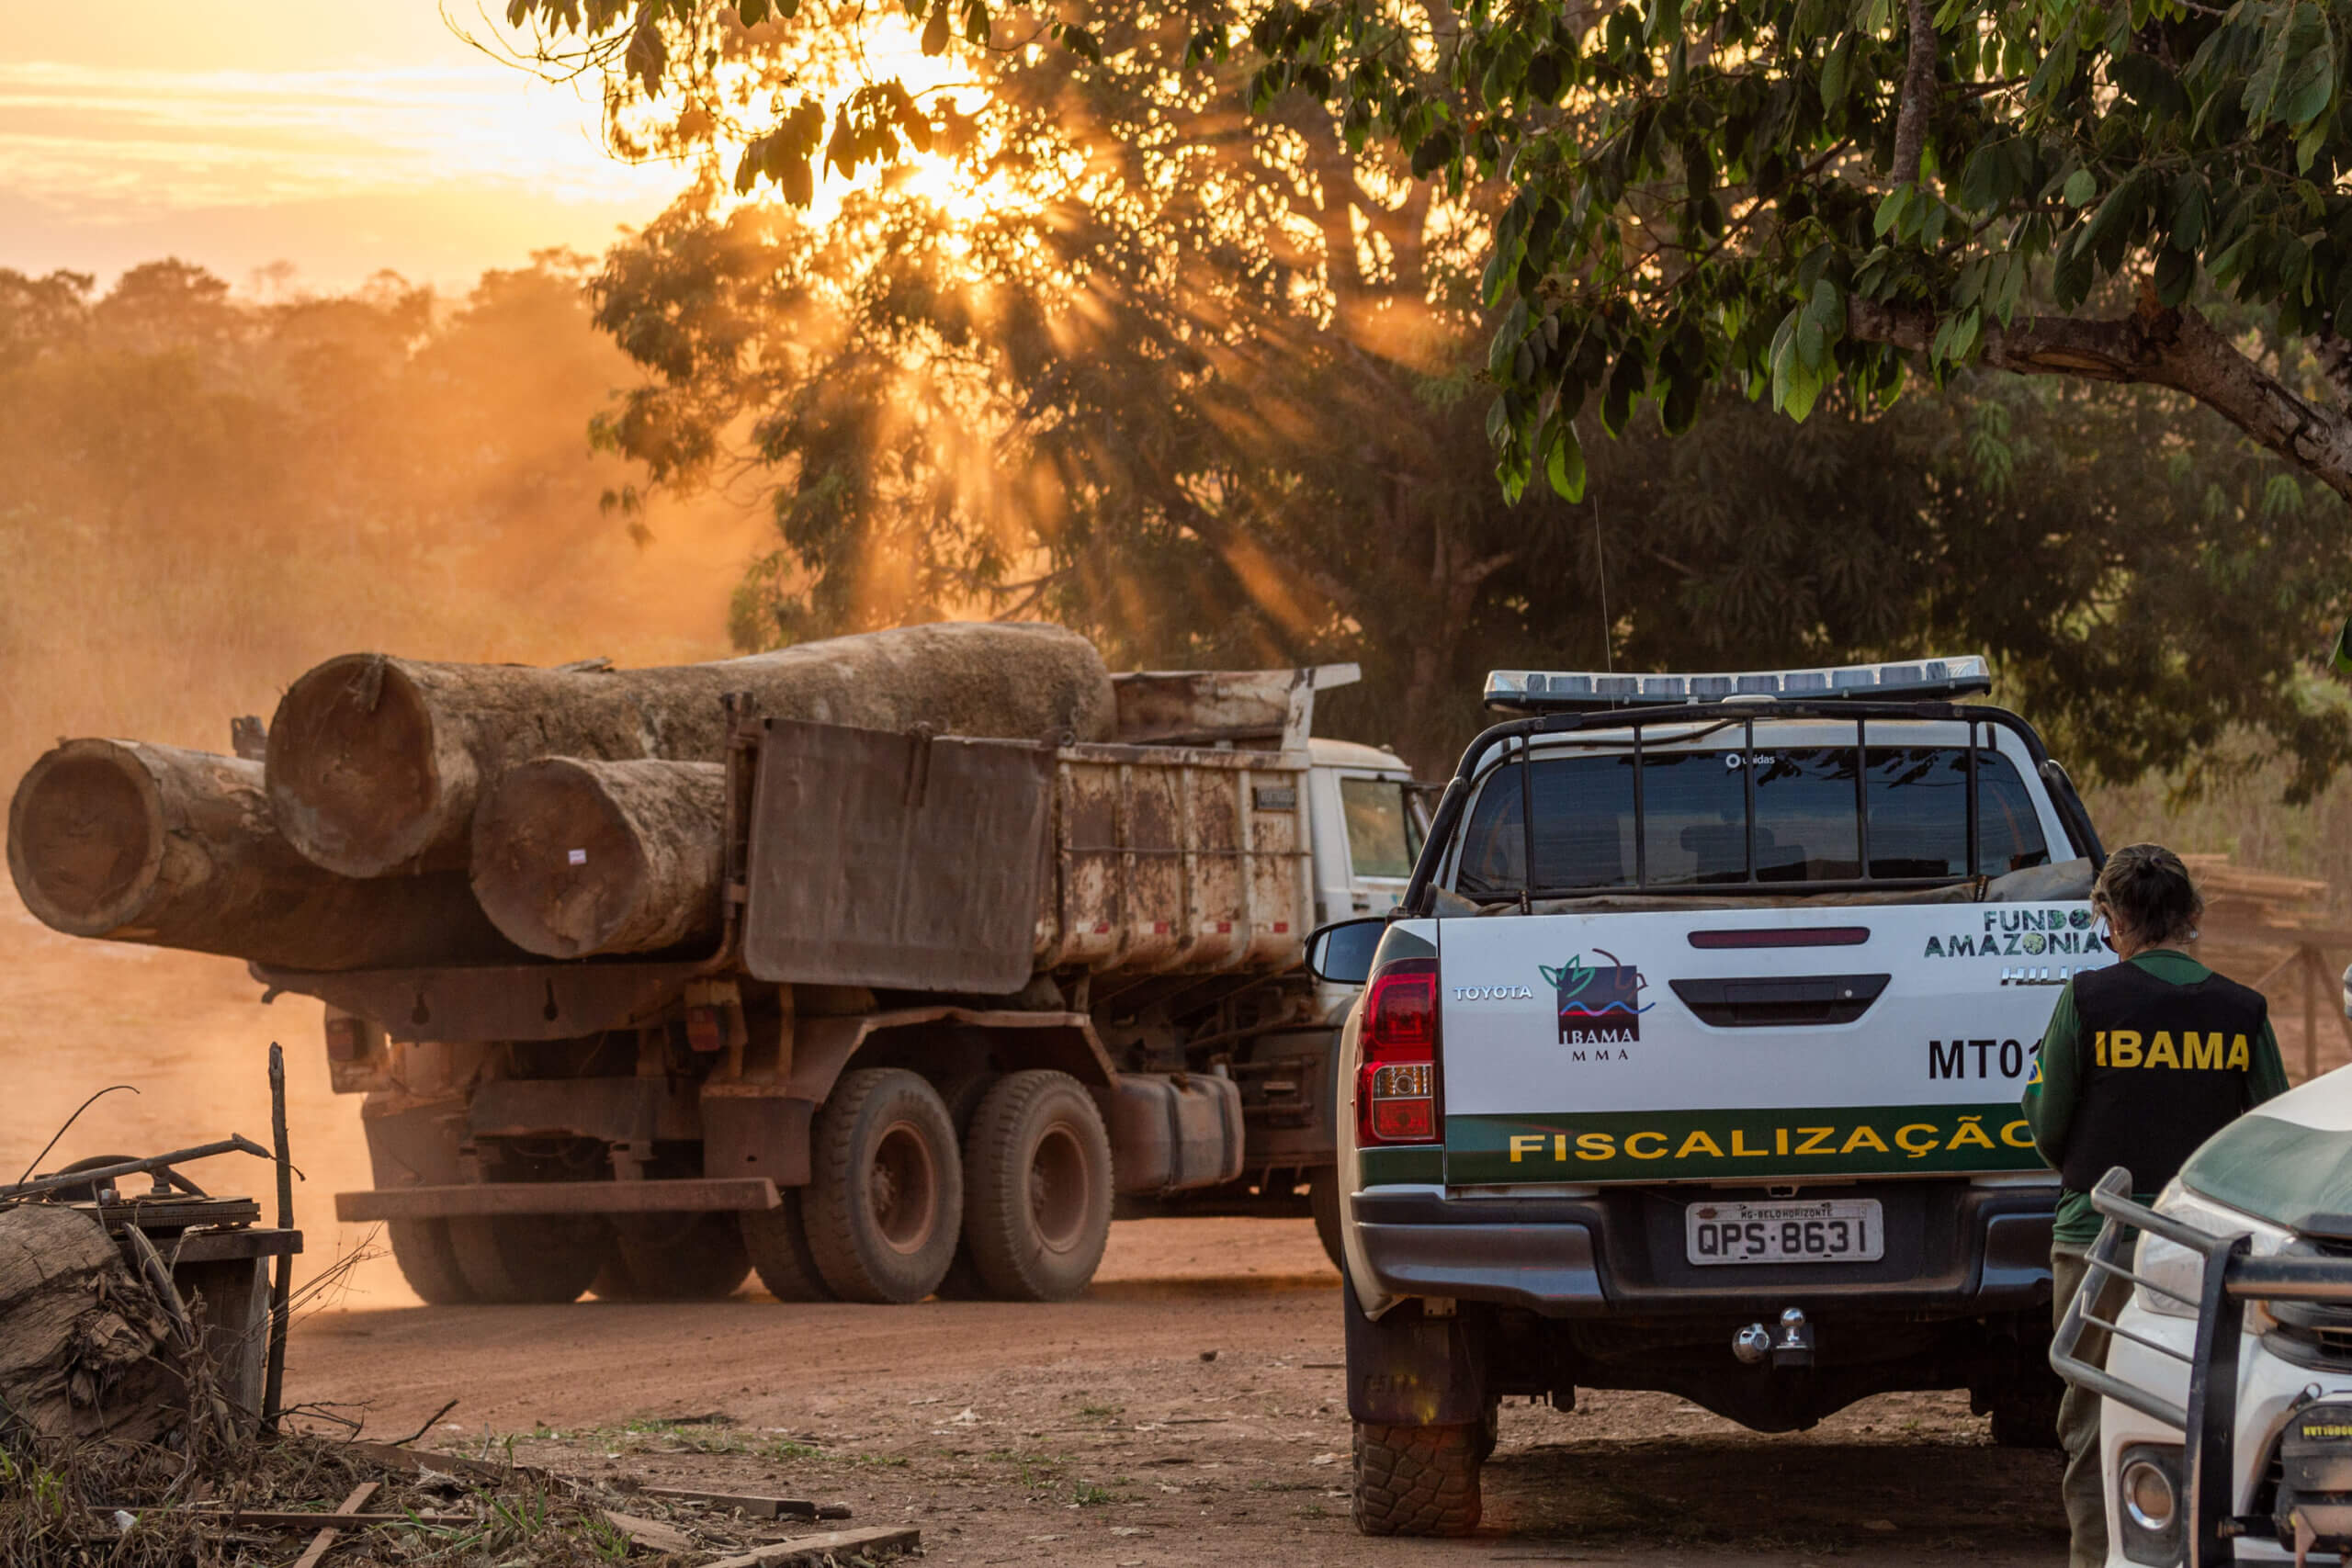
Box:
[0,1203,175,1442]
[288,1481,378,1568]
[342,1439,544,1482]
[701,1525,921,1568]
[639,1485,823,1520]
[602,1509,699,1553]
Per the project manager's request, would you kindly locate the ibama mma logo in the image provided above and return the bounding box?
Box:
[1541,949,1651,1047]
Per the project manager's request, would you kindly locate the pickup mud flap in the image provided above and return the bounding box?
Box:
[1343,1263,1487,1426]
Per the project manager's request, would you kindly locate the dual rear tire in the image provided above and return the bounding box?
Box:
[738,1066,1114,1305]
[381,1065,1116,1308]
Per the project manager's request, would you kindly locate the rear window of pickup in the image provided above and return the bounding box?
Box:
[1455,744,2050,896]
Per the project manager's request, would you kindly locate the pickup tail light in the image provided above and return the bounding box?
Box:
[1359,957,1440,1145]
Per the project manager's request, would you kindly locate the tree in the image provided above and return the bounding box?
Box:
[582,5,1570,773]
[1238,0,2352,509]
[500,0,2352,504]
[502,0,2352,784]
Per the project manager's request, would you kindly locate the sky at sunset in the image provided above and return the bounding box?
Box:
[3,3,680,292]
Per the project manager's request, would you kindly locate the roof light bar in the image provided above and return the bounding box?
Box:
[1483,656,1992,712]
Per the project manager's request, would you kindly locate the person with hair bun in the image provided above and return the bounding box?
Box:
[2022,842,2288,1567]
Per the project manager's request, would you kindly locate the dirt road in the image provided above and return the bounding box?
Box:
[283,1217,2070,1567]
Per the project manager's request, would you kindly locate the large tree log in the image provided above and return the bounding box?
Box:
[0,1204,176,1443]
[470,759,726,958]
[7,739,526,970]
[266,621,1114,877]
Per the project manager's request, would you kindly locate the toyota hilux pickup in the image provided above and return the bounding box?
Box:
[1306,656,2109,1535]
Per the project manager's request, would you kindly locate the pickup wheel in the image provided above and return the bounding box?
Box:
[803,1068,964,1304]
[387,1219,477,1304]
[963,1070,1113,1303]
[1308,1168,1345,1272]
[594,1213,752,1301]
[447,1215,606,1304]
[740,1190,834,1303]
[1352,1419,1483,1537]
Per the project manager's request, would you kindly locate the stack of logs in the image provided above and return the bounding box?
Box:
[7,623,1117,970]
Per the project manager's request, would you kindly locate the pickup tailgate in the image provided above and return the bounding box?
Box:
[1441,901,2099,1184]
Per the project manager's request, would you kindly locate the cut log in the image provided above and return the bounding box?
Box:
[7,739,526,970]
[470,759,725,958]
[0,1204,176,1443]
[266,621,1114,877]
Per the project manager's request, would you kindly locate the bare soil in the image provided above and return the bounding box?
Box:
[281,1217,2069,1567]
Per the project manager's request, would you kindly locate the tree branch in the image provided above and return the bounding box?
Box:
[1891,0,1938,188]
[1848,297,2352,501]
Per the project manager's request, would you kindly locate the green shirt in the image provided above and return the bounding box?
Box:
[2019,948,2290,1246]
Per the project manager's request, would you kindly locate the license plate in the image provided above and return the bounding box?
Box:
[1686,1199,1883,1265]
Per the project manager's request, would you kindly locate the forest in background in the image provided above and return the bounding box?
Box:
[3,248,2349,909]
[0,254,759,785]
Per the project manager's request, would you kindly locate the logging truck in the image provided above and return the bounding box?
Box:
[258,666,1422,1305]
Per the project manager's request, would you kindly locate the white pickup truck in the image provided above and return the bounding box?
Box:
[1306,657,2109,1535]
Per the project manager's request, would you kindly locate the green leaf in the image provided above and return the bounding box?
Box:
[2245,1,2335,130]
[1544,415,1589,500]
[2062,167,2097,207]
[1874,184,1913,237]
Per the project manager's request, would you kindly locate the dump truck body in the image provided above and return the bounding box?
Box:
[263,666,1421,1303]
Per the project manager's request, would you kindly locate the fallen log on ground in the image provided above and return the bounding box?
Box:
[6,740,527,970]
[0,1204,177,1443]
[266,621,1114,877]
[469,758,726,958]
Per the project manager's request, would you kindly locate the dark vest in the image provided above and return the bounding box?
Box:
[2056,959,2268,1192]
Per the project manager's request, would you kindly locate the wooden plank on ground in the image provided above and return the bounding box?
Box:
[603,1509,698,1553]
[289,1481,379,1568]
[701,1525,920,1567]
[639,1486,820,1519]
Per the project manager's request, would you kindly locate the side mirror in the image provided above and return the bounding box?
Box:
[1306,917,1388,987]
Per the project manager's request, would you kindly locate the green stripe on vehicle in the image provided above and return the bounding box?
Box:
[1446,1103,2045,1184]
[1360,1145,1445,1186]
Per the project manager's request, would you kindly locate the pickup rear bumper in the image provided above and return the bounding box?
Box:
[1351,1180,2055,1317]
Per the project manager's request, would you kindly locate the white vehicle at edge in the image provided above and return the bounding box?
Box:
[2077,1066,2352,1566]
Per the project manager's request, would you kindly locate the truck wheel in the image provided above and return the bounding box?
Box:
[447,1215,606,1304]
[594,1213,752,1301]
[1352,1419,1483,1536]
[1309,1168,1345,1272]
[930,1071,1001,1301]
[803,1068,964,1304]
[387,1218,477,1304]
[741,1190,834,1303]
[963,1069,1113,1303]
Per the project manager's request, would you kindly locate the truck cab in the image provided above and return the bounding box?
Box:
[1306,738,1428,926]
[1313,657,2105,1535]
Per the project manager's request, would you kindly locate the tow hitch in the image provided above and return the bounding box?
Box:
[1731,1307,1815,1368]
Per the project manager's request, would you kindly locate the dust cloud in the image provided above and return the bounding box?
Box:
[1,253,763,1304]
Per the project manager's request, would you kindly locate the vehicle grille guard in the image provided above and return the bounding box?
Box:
[2050,1167,2352,1564]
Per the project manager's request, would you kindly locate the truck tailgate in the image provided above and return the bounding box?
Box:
[1440,901,2101,1184]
